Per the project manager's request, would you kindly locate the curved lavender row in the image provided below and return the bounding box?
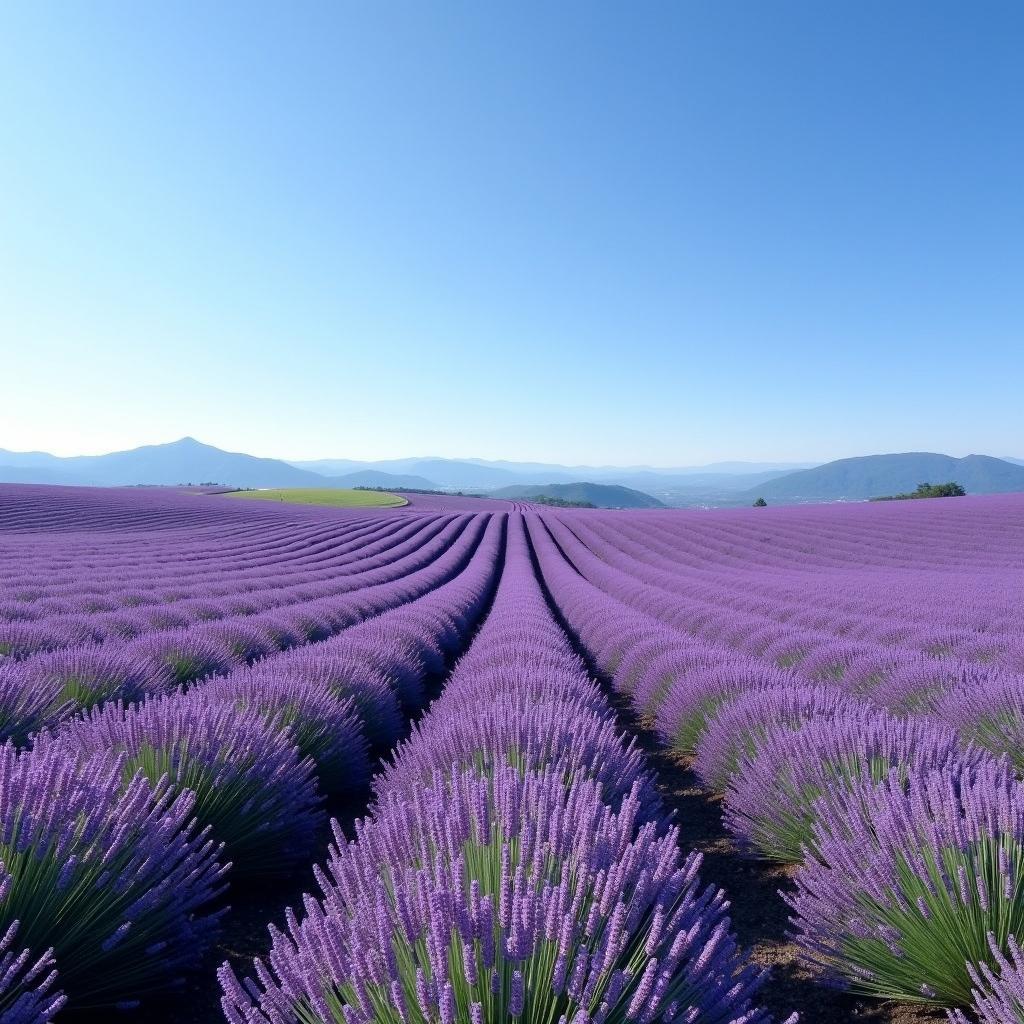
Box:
[526,513,788,758]
[28,514,506,889]
[0,513,448,618]
[374,514,658,815]
[529,510,1024,1017]
[0,514,491,740]
[202,512,507,786]
[568,512,1023,664]
[0,514,472,663]
[0,513,455,641]
[0,510,428,610]
[541,513,1017,712]
[221,513,790,1024]
[0,742,228,1011]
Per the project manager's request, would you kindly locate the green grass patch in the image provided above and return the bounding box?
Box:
[222,488,407,508]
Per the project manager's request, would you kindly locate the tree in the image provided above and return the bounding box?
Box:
[753,497,768,507]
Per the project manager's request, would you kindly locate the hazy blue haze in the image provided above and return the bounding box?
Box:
[1,1,1021,463]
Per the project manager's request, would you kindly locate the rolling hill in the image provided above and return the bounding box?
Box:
[289,455,817,490]
[748,453,1024,502]
[0,438,421,490]
[330,470,437,489]
[489,482,665,508]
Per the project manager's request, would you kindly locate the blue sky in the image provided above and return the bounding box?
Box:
[1,1,1021,465]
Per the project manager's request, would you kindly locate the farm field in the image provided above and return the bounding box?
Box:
[0,484,1023,1024]
[222,487,409,507]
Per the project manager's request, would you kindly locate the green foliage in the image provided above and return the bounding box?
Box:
[870,481,967,502]
[753,497,768,507]
[223,488,407,508]
[523,494,597,508]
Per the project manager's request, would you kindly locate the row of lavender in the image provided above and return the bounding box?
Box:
[0,496,508,1019]
[220,513,795,1024]
[566,504,1024,675]
[546,509,1024,712]
[0,514,490,742]
[0,514,461,648]
[530,497,1024,1023]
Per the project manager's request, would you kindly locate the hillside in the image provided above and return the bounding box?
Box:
[330,470,437,489]
[0,438,423,490]
[749,453,1024,502]
[0,464,93,486]
[290,455,817,490]
[489,482,664,508]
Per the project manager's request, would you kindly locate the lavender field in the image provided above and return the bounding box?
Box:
[1,484,1023,1024]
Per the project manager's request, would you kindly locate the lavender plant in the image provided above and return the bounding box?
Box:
[723,711,984,863]
[786,761,1024,1007]
[0,742,226,1009]
[221,764,784,1024]
[22,646,150,718]
[0,916,65,1024]
[948,933,1024,1024]
[0,665,65,747]
[694,683,856,793]
[127,629,239,689]
[206,671,371,795]
[44,691,322,876]
[935,674,1024,773]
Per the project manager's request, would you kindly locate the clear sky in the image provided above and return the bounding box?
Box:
[1,1,1021,465]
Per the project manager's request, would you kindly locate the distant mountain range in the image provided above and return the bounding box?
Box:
[1,439,1022,506]
[747,453,1024,502]
[489,482,665,509]
[0,438,433,490]
[289,456,817,491]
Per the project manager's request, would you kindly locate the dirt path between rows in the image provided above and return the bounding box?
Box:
[609,692,945,1024]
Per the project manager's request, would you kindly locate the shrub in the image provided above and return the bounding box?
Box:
[374,685,654,815]
[654,662,793,756]
[935,674,1024,773]
[21,646,150,719]
[256,654,404,748]
[694,683,856,792]
[127,630,238,689]
[206,672,370,796]
[0,664,66,746]
[0,743,226,1008]
[786,761,1024,1007]
[723,711,986,863]
[44,691,322,877]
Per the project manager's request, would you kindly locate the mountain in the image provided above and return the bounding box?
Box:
[292,457,571,488]
[1002,457,1024,467]
[748,453,1024,502]
[331,470,437,489]
[289,455,818,489]
[489,482,665,509]
[0,464,93,486]
[0,438,392,489]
